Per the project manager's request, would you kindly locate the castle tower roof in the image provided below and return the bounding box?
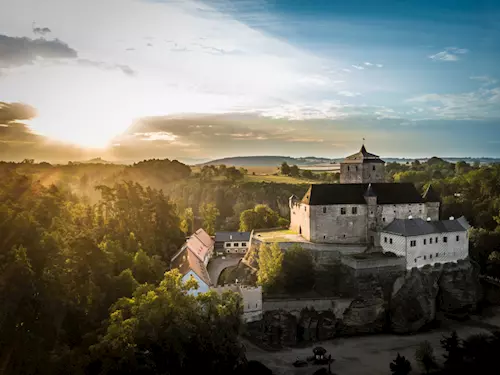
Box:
[423,184,441,202]
[342,144,385,164]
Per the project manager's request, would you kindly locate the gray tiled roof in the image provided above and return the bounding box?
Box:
[343,145,385,164]
[382,216,469,236]
[301,183,425,205]
[215,231,251,242]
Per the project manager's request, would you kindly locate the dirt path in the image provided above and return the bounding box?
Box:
[245,308,500,375]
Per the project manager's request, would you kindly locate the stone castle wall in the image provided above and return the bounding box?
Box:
[309,204,368,243]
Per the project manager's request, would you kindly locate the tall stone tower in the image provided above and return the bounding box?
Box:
[340,145,386,183]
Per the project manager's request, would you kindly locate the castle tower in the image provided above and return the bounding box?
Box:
[340,145,385,183]
[422,184,441,220]
[364,183,378,246]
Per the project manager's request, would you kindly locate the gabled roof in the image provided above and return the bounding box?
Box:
[215,231,251,242]
[422,184,441,202]
[342,145,385,164]
[185,228,214,262]
[171,247,212,286]
[301,183,425,205]
[382,216,469,237]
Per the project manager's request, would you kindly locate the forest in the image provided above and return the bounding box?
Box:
[1,156,500,374]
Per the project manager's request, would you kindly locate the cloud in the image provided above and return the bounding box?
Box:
[407,86,500,120]
[338,91,361,97]
[470,75,497,86]
[376,64,383,68]
[428,47,468,62]
[364,62,373,66]
[77,59,136,76]
[0,34,77,68]
[0,101,88,161]
[352,64,365,70]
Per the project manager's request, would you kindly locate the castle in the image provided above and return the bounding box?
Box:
[289,145,470,268]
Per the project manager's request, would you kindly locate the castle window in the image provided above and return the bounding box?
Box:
[435,237,438,243]
[430,238,433,244]
[323,235,326,239]
[234,243,239,247]
[443,236,448,243]
[436,253,439,257]
[225,243,231,247]
[355,166,358,171]
[352,207,358,214]
[423,239,427,245]
[383,217,386,222]
[323,207,326,213]
[424,255,426,260]
[390,238,393,244]
[372,165,376,171]
[456,235,459,241]
[347,166,350,171]
[414,258,417,263]
[384,237,387,243]
[304,207,306,211]
[341,207,346,215]
[430,254,433,259]
[241,242,247,247]
[410,240,416,247]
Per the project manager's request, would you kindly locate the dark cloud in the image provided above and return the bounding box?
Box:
[0,102,37,123]
[33,27,52,36]
[0,35,77,68]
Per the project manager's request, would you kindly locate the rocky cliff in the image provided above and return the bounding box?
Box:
[249,259,482,346]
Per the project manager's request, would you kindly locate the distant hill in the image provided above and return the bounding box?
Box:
[72,157,114,165]
[201,156,335,167]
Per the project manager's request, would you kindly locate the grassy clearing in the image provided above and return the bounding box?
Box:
[253,229,301,243]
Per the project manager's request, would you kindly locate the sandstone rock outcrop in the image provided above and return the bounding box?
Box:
[438,260,482,315]
[389,266,440,333]
[340,286,387,335]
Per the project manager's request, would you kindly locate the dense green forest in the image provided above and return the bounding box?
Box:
[1,156,500,373]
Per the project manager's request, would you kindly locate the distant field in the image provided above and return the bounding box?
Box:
[244,174,317,184]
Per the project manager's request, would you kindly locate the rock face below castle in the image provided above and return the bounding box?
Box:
[248,259,482,346]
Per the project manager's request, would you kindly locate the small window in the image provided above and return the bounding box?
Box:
[444,236,448,243]
[435,237,438,243]
[430,238,433,244]
[341,207,346,215]
[370,211,374,215]
[241,242,247,247]
[225,243,231,247]
[390,238,393,244]
[355,166,358,171]
[370,236,374,243]
[414,258,417,263]
[234,243,239,247]
[384,237,387,243]
[323,207,326,213]
[347,166,350,171]
[456,235,459,241]
[436,253,439,257]
[372,165,376,171]
[304,206,306,211]
[410,240,416,247]
[424,255,426,260]
[383,217,386,222]
[352,207,358,214]
[423,239,427,245]
[430,254,433,259]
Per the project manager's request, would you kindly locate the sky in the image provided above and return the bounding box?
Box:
[0,0,499,162]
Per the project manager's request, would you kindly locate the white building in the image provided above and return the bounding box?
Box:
[215,232,251,254]
[171,247,212,296]
[213,284,263,322]
[380,216,470,269]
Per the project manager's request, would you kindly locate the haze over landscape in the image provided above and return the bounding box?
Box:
[1,0,499,163]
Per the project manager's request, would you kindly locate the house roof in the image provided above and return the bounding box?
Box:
[215,231,251,242]
[301,183,425,205]
[382,216,469,237]
[342,145,385,164]
[171,247,212,286]
[185,228,214,262]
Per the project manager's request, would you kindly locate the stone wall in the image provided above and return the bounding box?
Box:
[310,204,368,244]
[339,162,385,183]
[263,297,352,315]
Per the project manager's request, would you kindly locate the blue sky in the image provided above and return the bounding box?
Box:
[0,0,499,161]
